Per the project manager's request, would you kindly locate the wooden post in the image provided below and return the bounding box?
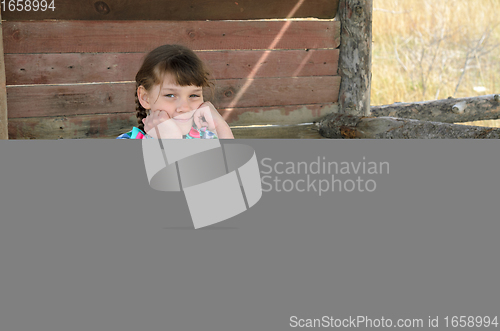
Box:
[0,11,8,139]
[337,0,373,117]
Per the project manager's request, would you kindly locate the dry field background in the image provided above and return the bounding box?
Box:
[372,0,500,126]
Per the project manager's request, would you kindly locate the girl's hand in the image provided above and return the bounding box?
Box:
[143,110,183,139]
[143,109,168,134]
[194,103,217,132]
[194,102,235,139]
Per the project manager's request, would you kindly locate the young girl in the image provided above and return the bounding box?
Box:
[117,44,234,139]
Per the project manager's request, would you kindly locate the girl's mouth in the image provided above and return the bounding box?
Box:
[173,117,190,122]
[172,113,194,122]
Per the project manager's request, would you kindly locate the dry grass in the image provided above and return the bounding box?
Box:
[372,0,500,126]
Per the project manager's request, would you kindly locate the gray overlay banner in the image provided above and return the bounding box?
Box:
[1,140,499,330]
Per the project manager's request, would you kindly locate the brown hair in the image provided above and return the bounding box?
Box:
[135,44,212,132]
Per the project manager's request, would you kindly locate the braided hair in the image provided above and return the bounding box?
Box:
[135,44,213,132]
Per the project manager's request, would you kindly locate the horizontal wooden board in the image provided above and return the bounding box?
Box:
[5,49,339,85]
[5,53,144,85]
[218,104,339,126]
[214,76,340,108]
[7,77,341,118]
[1,0,339,21]
[8,111,333,139]
[7,83,135,118]
[3,20,341,54]
[8,113,136,139]
[232,123,326,139]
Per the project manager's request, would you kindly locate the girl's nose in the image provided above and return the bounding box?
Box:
[177,98,191,112]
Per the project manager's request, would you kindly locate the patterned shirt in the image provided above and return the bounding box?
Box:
[116,126,217,139]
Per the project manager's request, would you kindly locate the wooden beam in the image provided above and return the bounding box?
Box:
[232,124,325,139]
[3,20,340,54]
[218,104,339,126]
[0,11,8,140]
[8,113,136,140]
[5,49,340,85]
[371,95,500,124]
[0,0,340,21]
[337,0,373,116]
[7,104,339,139]
[7,114,326,140]
[6,77,340,118]
[319,113,500,139]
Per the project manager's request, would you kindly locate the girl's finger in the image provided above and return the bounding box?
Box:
[194,111,202,129]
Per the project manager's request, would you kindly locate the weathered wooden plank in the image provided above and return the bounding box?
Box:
[6,83,134,118]
[8,113,136,140]
[7,77,341,118]
[207,49,339,80]
[4,53,144,85]
[370,95,500,124]
[0,11,8,139]
[218,103,339,126]
[213,76,340,108]
[7,112,331,140]
[3,20,341,54]
[5,49,340,85]
[231,123,325,139]
[1,0,339,21]
[319,113,500,139]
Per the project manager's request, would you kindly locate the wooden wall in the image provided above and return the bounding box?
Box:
[2,0,340,139]
[0,11,7,139]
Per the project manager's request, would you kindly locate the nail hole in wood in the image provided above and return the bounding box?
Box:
[94,1,110,15]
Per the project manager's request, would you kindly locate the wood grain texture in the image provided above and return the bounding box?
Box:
[370,94,500,124]
[232,123,325,139]
[0,11,8,139]
[319,113,500,139]
[205,49,339,80]
[6,83,134,118]
[5,49,340,85]
[218,103,338,125]
[8,113,137,139]
[1,0,339,21]
[5,53,145,85]
[7,77,341,118]
[3,20,341,54]
[337,0,373,116]
[7,104,338,139]
[212,76,340,108]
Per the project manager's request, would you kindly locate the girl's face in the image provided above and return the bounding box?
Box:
[139,74,204,135]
